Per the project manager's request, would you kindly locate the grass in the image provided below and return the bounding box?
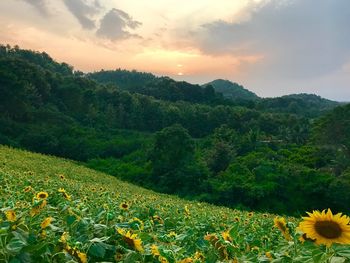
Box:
[0,145,349,262]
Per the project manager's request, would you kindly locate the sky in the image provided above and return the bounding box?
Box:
[0,0,349,101]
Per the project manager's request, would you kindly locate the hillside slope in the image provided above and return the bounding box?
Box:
[1,146,350,262]
[204,79,260,101]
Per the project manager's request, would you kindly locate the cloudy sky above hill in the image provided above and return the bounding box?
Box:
[0,0,349,100]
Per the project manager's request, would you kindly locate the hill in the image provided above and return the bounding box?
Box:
[257,93,340,118]
[203,79,260,101]
[1,145,350,262]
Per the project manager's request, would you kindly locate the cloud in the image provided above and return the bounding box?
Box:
[21,0,50,16]
[96,8,142,41]
[63,0,101,29]
[193,0,350,79]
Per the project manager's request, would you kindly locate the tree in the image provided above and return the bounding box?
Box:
[149,124,195,193]
[207,141,234,174]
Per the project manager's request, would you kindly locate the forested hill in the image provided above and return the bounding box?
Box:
[256,93,339,117]
[204,79,260,101]
[1,44,349,215]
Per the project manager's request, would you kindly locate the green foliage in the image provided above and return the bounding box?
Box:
[149,124,201,193]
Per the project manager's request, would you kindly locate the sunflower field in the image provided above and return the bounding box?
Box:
[1,145,350,263]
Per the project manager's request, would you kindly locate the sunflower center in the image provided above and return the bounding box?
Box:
[123,237,135,248]
[314,220,342,239]
[277,222,286,232]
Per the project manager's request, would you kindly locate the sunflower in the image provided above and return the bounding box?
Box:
[40,217,53,229]
[130,217,144,230]
[117,228,144,252]
[36,191,49,199]
[119,202,129,210]
[58,188,71,200]
[274,217,291,241]
[265,251,273,260]
[30,199,47,216]
[221,230,233,242]
[298,209,350,247]
[159,256,168,263]
[24,186,32,192]
[76,251,87,263]
[184,205,190,216]
[178,258,193,263]
[150,244,160,256]
[167,231,177,238]
[299,233,315,243]
[5,210,16,222]
[194,251,205,261]
[152,215,164,224]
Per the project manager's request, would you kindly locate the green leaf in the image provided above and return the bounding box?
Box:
[330,257,346,263]
[138,232,153,242]
[66,215,76,226]
[6,237,27,253]
[88,242,106,258]
[123,251,142,263]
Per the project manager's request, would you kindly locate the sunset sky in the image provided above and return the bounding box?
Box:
[0,0,349,100]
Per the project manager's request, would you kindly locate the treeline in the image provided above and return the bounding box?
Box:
[89,69,228,105]
[1,44,349,215]
[90,69,339,118]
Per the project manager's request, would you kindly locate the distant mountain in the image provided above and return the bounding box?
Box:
[204,79,260,101]
[257,93,340,118]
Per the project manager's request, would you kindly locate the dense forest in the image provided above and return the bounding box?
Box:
[1,44,349,215]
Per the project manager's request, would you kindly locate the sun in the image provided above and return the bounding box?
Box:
[298,209,350,247]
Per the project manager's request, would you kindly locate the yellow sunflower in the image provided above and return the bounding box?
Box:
[119,202,129,210]
[24,186,32,192]
[274,217,291,241]
[5,210,16,222]
[30,199,47,216]
[221,230,233,242]
[178,258,193,263]
[76,251,87,263]
[298,209,350,247]
[150,244,160,256]
[58,188,71,200]
[167,231,177,238]
[36,191,49,199]
[194,251,205,261]
[117,228,144,252]
[265,251,273,260]
[40,217,53,229]
[159,256,169,263]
